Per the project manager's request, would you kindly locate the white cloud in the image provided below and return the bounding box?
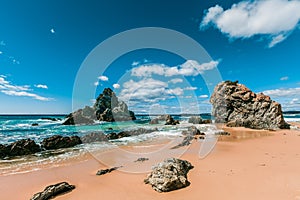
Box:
[131,60,219,77]
[280,76,289,81]
[199,94,209,98]
[35,84,48,89]
[200,0,300,47]
[98,75,109,81]
[50,28,55,34]
[0,76,52,101]
[262,87,300,97]
[94,81,99,86]
[184,86,197,91]
[0,51,2,55]
[113,83,120,89]
[169,78,183,84]
[1,90,52,101]
[132,61,140,66]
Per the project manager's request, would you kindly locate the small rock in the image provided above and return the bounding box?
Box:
[31,123,39,126]
[134,157,149,162]
[30,182,75,200]
[96,166,121,176]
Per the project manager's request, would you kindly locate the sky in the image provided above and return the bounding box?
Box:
[0,0,300,114]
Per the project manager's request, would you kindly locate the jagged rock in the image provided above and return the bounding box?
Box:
[63,88,135,125]
[144,158,194,192]
[0,139,41,159]
[63,106,96,125]
[41,135,82,150]
[165,115,180,125]
[134,157,149,162]
[188,116,202,124]
[81,132,108,143]
[96,166,121,176]
[210,81,290,130]
[30,182,75,200]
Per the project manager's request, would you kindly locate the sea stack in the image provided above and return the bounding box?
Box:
[210,80,290,130]
[63,88,136,125]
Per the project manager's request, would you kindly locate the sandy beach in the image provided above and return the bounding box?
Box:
[1,124,300,200]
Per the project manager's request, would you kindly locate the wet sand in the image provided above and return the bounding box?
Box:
[1,125,300,200]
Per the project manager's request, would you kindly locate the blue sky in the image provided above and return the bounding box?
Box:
[0,0,300,114]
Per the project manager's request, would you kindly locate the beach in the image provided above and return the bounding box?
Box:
[1,124,300,200]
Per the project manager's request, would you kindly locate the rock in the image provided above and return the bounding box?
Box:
[144,158,194,192]
[30,182,75,200]
[106,128,158,140]
[201,119,212,124]
[188,116,202,124]
[63,88,135,125]
[96,166,121,176]
[41,135,82,150]
[32,123,39,126]
[81,132,108,143]
[215,131,230,135]
[62,106,96,125]
[165,115,179,125]
[210,80,290,130]
[0,139,41,158]
[171,135,194,149]
[150,118,159,124]
[134,157,149,162]
[187,126,200,135]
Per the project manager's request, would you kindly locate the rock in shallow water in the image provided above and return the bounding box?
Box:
[210,80,290,130]
[41,135,82,150]
[30,182,75,200]
[0,139,41,159]
[144,158,194,192]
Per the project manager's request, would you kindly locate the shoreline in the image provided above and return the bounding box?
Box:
[1,124,300,199]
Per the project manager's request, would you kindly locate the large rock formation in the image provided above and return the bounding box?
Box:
[210,81,289,129]
[30,182,75,200]
[63,88,136,125]
[144,158,194,192]
[0,139,41,159]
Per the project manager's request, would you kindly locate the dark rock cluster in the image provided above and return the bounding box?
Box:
[63,88,136,125]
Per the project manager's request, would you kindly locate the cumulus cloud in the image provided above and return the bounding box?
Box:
[0,76,52,101]
[113,83,120,89]
[35,84,48,89]
[131,60,219,77]
[199,94,209,98]
[184,86,197,91]
[98,75,109,81]
[200,0,300,47]
[94,81,99,86]
[169,78,183,84]
[132,61,140,66]
[280,76,289,81]
[262,87,300,97]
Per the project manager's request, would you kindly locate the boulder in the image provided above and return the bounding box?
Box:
[80,132,108,143]
[30,182,75,200]
[210,80,290,130]
[144,158,194,192]
[0,139,41,158]
[63,88,136,125]
[171,135,194,149]
[188,116,202,124]
[165,115,179,125]
[41,135,82,150]
[96,166,121,176]
[150,118,159,124]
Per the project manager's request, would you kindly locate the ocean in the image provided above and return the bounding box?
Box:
[0,114,220,175]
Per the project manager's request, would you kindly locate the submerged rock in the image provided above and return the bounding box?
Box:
[41,135,82,150]
[30,182,75,200]
[0,139,41,159]
[63,88,136,125]
[144,158,194,192]
[210,80,290,130]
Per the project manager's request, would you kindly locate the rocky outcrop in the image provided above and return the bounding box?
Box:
[63,88,136,125]
[165,115,179,125]
[0,139,41,159]
[144,158,194,192]
[210,81,290,130]
[150,115,179,125]
[80,131,108,143]
[41,135,82,150]
[188,116,211,124]
[30,182,75,200]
